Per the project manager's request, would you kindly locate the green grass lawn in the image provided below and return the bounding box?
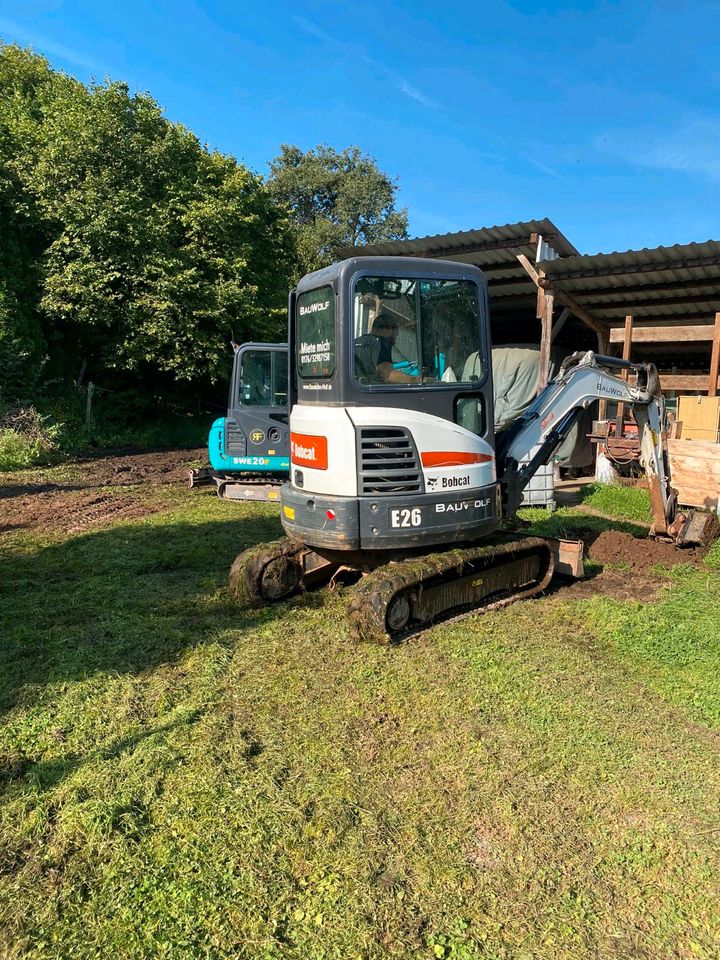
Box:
[2,477,720,959]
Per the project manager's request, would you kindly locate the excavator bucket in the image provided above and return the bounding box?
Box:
[673,511,720,549]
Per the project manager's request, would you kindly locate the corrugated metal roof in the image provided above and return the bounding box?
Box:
[337,217,579,261]
[539,240,720,328]
[337,218,577,315]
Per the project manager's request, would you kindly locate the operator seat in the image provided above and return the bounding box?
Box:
[354,334,385,384]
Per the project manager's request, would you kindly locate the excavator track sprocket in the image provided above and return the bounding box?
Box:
[228,538,306,607]
[347,536,554,645]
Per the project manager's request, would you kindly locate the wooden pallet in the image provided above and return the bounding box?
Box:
[667,439,720,509]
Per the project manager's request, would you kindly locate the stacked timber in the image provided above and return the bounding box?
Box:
[667,439,720,510]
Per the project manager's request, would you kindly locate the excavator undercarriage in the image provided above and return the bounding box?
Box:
[229,534,562,644]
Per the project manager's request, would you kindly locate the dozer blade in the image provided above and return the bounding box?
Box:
[347,536,555,645]
[217,479,284,501]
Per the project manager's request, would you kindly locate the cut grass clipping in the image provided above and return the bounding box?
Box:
[1,472,720,959]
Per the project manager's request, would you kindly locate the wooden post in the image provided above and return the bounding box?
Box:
[616,315,633,427]
[538,288,554,391]
[86,381,94,426]
[621,314,634,365]
[597,330,608,422]
[709,311,720,398]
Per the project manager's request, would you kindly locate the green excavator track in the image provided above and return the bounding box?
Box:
[229,534,555,645]
[346,535,554,644]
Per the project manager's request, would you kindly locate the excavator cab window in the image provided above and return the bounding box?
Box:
[352,275,484,387]
[238,349,286,407]
[272,350,288,407]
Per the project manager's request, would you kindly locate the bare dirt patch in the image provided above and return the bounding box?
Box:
[559,530,708,601]
[76,447,205,488]
[560,568,667,602]
[465,818,509,871]
[0,448,205,535]
[589,530,706,571]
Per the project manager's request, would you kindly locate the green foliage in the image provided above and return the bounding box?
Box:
[0,427,44,470]
[0,47,49,403]
[55,409,209,455]
[0,405,57,469]
[0,42,295,414]
[0,47,414,445]
[268,143,408,274]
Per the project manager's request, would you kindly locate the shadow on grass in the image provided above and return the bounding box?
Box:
[0,511,288,718]
[0,507,667,732]
[1,709,208,794]
[0,482,92,501]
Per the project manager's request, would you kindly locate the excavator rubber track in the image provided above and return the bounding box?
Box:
[229,538,341,607]
[347,535,555,645]
[229,535,555,645]
[228,538,307,606]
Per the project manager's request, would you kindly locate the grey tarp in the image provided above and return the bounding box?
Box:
[492,344,594,467]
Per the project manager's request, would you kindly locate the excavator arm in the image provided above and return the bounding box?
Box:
[496,350,716,547]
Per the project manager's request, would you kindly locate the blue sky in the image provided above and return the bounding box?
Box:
[1,0,718,254]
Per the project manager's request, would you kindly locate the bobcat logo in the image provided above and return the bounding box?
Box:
[427,476,439,490]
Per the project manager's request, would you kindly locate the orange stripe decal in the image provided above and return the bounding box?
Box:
[421,451,494,468]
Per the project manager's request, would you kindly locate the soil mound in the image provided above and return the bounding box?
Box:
[587,530,706,572]
[559,529,709,602]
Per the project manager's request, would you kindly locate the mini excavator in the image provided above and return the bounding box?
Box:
[190,342,290,500]
[229,257,718,643]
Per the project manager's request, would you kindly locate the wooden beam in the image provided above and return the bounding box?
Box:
[710,312,720,399]
[609,324,717,343]
[517,253,540,285]
[539,289,554,390]
[659,374,720,392]
[621,315,633,364]
[516,254,608,338]
[616,315,633,424]
[552,287,608,337]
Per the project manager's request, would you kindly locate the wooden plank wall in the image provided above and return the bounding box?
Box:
[667,439,720,509]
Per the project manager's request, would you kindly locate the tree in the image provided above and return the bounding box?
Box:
[0,42,296,408]
[267,144,408,274]
[0,44,52,402]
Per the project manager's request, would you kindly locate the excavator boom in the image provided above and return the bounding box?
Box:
[495,349,715,547]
